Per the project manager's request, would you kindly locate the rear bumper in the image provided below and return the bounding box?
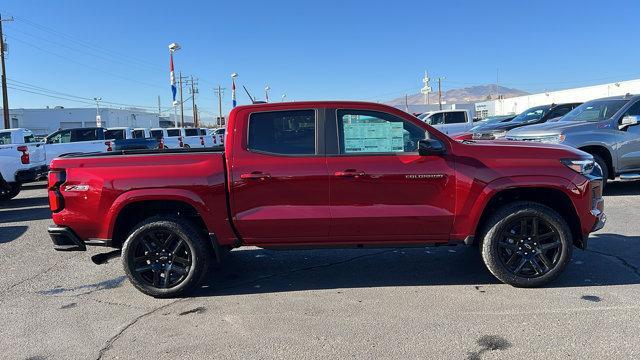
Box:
[48,226,113,251]
[15,165,48,183]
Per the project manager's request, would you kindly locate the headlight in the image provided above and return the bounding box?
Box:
[561,158,595,175]
[492,130,507,139]
[472,130,506,140]
[537,134,566,143]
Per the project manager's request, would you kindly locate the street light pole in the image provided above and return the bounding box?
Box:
[0,14,14,129]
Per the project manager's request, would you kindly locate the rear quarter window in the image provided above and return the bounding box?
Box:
[131,130,145,138]
[150,130,164,139]
[167,129,181,137]
[0,132,11,145]
[248,110,316,155]
[71,128,100,142]
[104,129,125,140]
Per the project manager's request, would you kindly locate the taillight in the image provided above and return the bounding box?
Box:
[212,135,217,144]
[17,145,30,164]
[200,136,205,146]
[178,136,184,147]
[105,141,113,152]
[48,170,66,212]
[158,138,165,149]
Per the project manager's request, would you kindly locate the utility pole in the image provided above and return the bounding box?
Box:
[156,95,161,128]
[188,75,198,127]
[0,14,14,129]
[214,85,225,127]
[438,77,443,110]
[178,71,185,127]
[404,94,409,113]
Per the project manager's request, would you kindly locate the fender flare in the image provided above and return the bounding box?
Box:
[105,188,212,239]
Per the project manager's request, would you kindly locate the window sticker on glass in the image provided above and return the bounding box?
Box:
[343,115,405,153]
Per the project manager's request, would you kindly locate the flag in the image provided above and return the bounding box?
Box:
[170,53,177,104]
[232,78,237,108]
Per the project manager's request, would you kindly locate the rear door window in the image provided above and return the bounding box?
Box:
[71,128,100,142]
[150,130,164,139]
[248,110,316,155]
[104,129,125,140]
[167,129,181,137]
[444,111,466,124]
[199,129,207,136]
[131,130,145,138]
[185,128,199,136]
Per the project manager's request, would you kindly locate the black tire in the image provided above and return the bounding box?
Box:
[592,154,609,188]
[0,182,22,201]
[480,202,573,288]
[121,215,211,298]
[183,144,191,149]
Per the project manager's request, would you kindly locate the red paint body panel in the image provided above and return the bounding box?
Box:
[48,101,603,249]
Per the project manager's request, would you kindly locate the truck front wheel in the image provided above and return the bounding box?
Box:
[480,202,572,287]
[121,215,211,298]
[0,182,22,201]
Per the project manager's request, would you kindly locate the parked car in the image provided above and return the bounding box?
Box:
[471,103,582,140]
[104,127,160,151]
[0,128,47,200]
[212,128,226,145]
[417,109,473,135]
[149,128,182,149]
[475,114,516,125]
[43,127,110,161]
[506,94,640,186]
[46,101,605,297]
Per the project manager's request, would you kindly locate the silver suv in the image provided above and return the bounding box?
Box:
[506,94,640,186]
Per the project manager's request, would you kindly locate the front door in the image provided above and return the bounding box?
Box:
[229,108,330,244]
[617,100,640,172]
[326,108,456,243]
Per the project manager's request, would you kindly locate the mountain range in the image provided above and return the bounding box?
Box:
[385,85,528,105]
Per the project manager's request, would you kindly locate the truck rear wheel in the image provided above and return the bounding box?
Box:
[0,182,22,201]
[480,202,572,287]
[121,215,211,298]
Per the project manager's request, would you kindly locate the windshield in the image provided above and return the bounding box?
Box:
[417,113,428,120]
[510,105,550,124]
[561,99,629,122]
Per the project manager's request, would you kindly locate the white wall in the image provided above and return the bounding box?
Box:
[476,78,640,116]
[6,107,161,135]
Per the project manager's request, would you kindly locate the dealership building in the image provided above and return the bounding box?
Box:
[3,107,195,136]
[475,78,640,118]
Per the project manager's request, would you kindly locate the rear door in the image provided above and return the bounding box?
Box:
[229,108,330,244]
[326,107,456,242]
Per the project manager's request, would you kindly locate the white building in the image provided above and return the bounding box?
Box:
[475,78,640,118]
[3,107,178,135]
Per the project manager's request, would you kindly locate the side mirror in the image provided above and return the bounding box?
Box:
[619,115,639,130]
[418,139,445,156]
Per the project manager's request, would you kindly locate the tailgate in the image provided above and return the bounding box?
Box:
[28,143,46,165]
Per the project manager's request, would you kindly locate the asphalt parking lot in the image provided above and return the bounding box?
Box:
[1,182,639,359]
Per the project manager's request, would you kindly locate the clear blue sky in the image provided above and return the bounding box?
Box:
[2,0,640,121]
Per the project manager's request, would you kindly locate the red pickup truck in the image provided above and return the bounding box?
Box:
[47,101,605,297]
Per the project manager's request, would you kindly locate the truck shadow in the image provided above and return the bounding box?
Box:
[0,206,51,223]
[191,232,639,297]
[0,225,28,244]
[604,181,640,196]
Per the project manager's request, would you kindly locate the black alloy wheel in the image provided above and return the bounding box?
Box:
[122,215,211,297]
[496,216,562,278]
[481,202,572,287]
[130,229,192,289]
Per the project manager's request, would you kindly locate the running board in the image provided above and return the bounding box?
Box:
[619,173,640,181]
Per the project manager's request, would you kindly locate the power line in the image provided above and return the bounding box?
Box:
[12,15,164,71]
[6,34,165,90]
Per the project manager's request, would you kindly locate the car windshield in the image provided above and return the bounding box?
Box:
[510,106,550,124]
[561,99,629,122]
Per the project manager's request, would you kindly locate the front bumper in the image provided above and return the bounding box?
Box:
[15,165,48,183]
